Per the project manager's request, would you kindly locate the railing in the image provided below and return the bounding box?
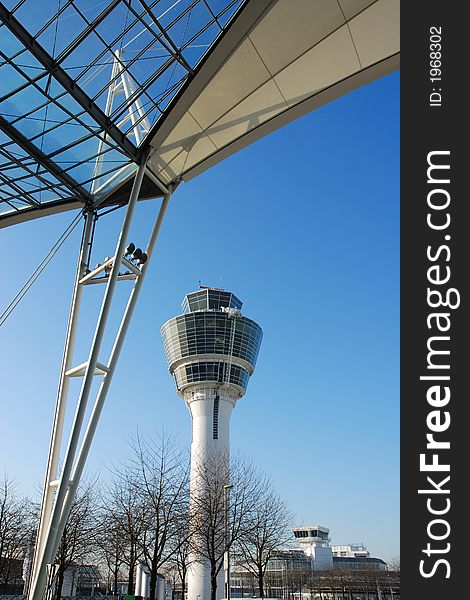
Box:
[0,596,117,600]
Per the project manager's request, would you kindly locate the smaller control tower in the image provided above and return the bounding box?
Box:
[292,526,333,571]
[161,287,262,600]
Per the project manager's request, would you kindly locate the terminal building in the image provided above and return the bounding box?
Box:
[231,525,389,599]
[291,526,387,572]
[232,525,390,598]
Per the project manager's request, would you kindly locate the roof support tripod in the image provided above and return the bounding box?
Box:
[28,161,172,600]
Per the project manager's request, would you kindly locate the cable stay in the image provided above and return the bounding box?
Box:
[0,211,83,327]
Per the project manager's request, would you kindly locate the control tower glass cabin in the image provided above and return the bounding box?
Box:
[161,288,262,407]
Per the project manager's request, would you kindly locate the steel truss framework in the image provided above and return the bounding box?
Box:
[0,0,246,225]
[29,162,172,600]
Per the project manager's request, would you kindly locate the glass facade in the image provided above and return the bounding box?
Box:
[333,557,387,571]
[161,290,262,393]
[173,361,250,391]
[293,529,330,541]
[161,312,262,369]
[266,550,310,573]
[182,289,243,313]
[0,0,249,225]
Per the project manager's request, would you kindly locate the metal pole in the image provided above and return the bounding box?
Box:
[29,210,93,590]
[91,53,120,192]
[53,190,172,543]
[29,162,147,600]
[91,162,135,197]
[224,484,233,600]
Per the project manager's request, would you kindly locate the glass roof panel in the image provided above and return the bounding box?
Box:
[0,130,75,212]
[0,0,248,225]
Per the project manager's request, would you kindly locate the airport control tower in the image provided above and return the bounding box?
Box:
[161,287,262,600]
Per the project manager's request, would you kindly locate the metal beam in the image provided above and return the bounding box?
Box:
[0,2,140,163]
[27,167,172,600]
[52,188,172,564]
[28,210,94,595]
[0,199,84,229]
[145,166,171,196]
[0,115,92,203]
[0,144,70,204]
[0,171,40,208]
[135,0,194,75]
[28,163,148,600]
[55,0,122,65]
[143,0,269,153]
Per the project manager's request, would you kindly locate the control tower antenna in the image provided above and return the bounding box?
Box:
[161,288,262,600]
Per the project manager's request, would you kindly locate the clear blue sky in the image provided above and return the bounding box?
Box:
[1,71,399,562]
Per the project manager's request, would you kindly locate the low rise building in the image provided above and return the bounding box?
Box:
[291,526,387,572]
[231,524,393,599]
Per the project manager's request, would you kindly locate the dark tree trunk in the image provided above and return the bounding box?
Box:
[128,550,136,595]
[149,568,158,600]
[2,560,11,595]
[55,566,65,600]
[210,563,218,600]
[181,565,187,600]
[113,550,120,596]
[258,565,265,600]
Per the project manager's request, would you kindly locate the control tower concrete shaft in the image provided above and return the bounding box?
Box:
[161,288,262,600]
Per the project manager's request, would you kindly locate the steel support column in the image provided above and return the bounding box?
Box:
[28,161,171,600]
[28,209,94,594]
[52,189,172,552]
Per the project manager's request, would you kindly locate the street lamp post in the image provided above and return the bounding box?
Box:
[224,484,234,600]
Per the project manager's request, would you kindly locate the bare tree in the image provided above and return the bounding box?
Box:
[165,520,191,600]
[54,482,96,599]
[163,522,192,600]
[97,471,147,595]
[388,555,400,574]
[303,566,320,600]
[190,451,263,600]
[94,508,127,595]
[236,483,291,599]
[131,433,189,600]
[0,477,34,594]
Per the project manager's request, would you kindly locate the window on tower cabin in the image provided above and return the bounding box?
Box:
[213,395,219,439]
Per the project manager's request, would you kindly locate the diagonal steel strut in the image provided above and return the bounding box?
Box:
[28,159,172,600]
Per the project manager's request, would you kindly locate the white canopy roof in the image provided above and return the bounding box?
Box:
[148,0,399,184]
[0,0,399,227]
